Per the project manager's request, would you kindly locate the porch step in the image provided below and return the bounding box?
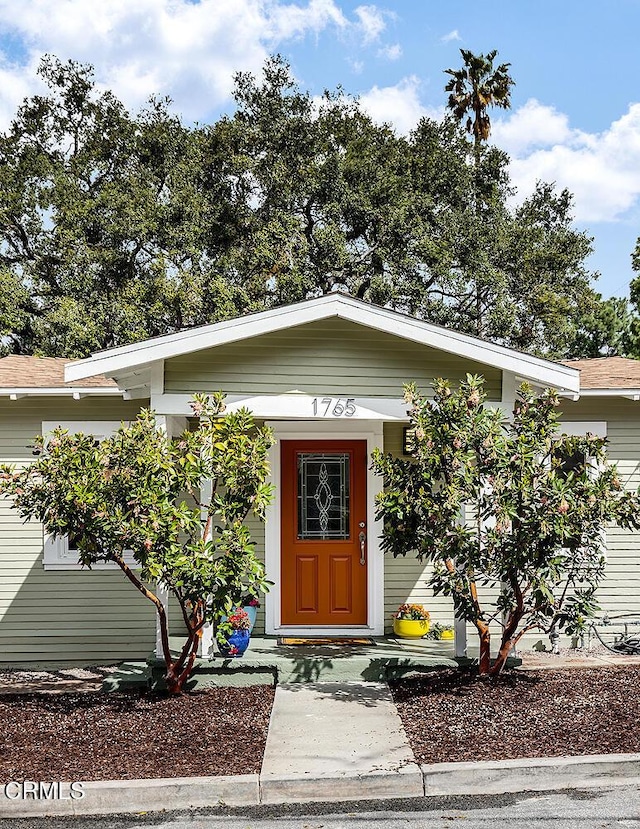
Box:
[101,637,475,691]
[101,661,151,693]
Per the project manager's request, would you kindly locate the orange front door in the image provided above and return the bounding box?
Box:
[281,440,368,626]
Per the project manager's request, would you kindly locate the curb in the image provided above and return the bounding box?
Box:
[2,754,640,817]
[259,763,424,804]
[0,775,260,818]
[422,753,640,796]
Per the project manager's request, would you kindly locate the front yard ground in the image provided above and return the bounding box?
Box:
[0,685,275,781]
[2,663,640,783]
[391,665,640,764]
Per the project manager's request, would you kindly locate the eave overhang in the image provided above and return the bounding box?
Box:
[64,294,580,394]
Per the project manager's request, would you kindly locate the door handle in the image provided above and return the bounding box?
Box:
[359,531,366,566]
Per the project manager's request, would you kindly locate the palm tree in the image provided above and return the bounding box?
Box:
[444,49,514,160]
[444,49,514,339]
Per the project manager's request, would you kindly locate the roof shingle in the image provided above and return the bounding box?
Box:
[561,356,640,389]
[0,356,117,389]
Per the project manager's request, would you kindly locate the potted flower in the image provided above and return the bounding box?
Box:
[439,625,454,640]
[393,603,431,639]
[217,608,252,658]
[425,622,455,640]
[241,595,260,632]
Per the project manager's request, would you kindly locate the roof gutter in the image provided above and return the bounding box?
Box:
[0,387,126,399]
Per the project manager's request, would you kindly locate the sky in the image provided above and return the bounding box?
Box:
[0,0,637,299]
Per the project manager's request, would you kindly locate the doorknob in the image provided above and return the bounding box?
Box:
[358,530,366,566]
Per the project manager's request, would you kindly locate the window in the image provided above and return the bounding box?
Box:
[555,421,607,482]
[41,421,135,571]
[297,452,351,540]
[552,445,587,480]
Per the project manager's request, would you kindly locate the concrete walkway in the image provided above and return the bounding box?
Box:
[259,681,423,802]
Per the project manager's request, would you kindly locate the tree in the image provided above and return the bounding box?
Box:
[0,53,603,360]
[372,375,640,676]
[500,182,602,356]
[444,49,512,338]
[0,394,273,694]
[616,247,640,358]
[568,294,631,358]
[444,48,514,160]
[0,57,250,356]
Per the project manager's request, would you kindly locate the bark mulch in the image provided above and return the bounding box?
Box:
[0,685,275,781]
[391,666,640,765]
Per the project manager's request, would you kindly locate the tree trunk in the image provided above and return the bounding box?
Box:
[476,620,491,674]
[489,605,525,677]
[489,637,513,677]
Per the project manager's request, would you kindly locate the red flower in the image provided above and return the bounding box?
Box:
[228,609,251,630]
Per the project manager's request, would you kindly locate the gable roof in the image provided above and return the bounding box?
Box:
[562,356,640,393]
[65,294,580,393]
[0,356,121,396]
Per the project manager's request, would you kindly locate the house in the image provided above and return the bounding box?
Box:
[0,295,638,666]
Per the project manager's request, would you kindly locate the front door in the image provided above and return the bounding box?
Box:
[280,440,368,626]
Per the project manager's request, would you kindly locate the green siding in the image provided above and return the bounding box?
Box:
[164,318,503,400]
[381,422,457,632]
[559,398,640,622]
[0,396,156,667]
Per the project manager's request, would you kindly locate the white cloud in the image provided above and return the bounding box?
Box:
[269,0,348,40]
[493,99,640,223]
[441,29,461,43]
[359,76,438,134]
[491,99,573,156]
[377,43,402,61]
[354,4,386,43]
[0,0,349,127]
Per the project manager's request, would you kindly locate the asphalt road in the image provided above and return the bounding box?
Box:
[2,786,640,829]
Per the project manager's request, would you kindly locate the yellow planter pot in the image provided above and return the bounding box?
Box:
[393,618,430,639]
[440,629,454,640]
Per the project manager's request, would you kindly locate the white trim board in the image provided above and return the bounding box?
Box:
[65,294,580,393]
[559,421,607,438]
[2,388,124,398]
[151,392,412,420]
[264,420,385,637]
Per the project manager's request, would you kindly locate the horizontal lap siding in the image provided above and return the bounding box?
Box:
[382,422,457,632]
[559,399,640,624]
[243,509,267,635]
[0,397,156,667]
[164,318,502,400]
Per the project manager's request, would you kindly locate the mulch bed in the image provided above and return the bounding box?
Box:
[0,686,275,781]
[391,666,640,764]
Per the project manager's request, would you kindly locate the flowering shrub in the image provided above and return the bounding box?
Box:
[373,375,640,676]
[243,596,261,608]
[0,393,273,694]
[393,603,430,621]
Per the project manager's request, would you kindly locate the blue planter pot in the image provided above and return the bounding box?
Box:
[242,605,258,632]
[218,629,250,658]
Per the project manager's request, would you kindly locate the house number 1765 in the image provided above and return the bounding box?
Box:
[312,397,357,417]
